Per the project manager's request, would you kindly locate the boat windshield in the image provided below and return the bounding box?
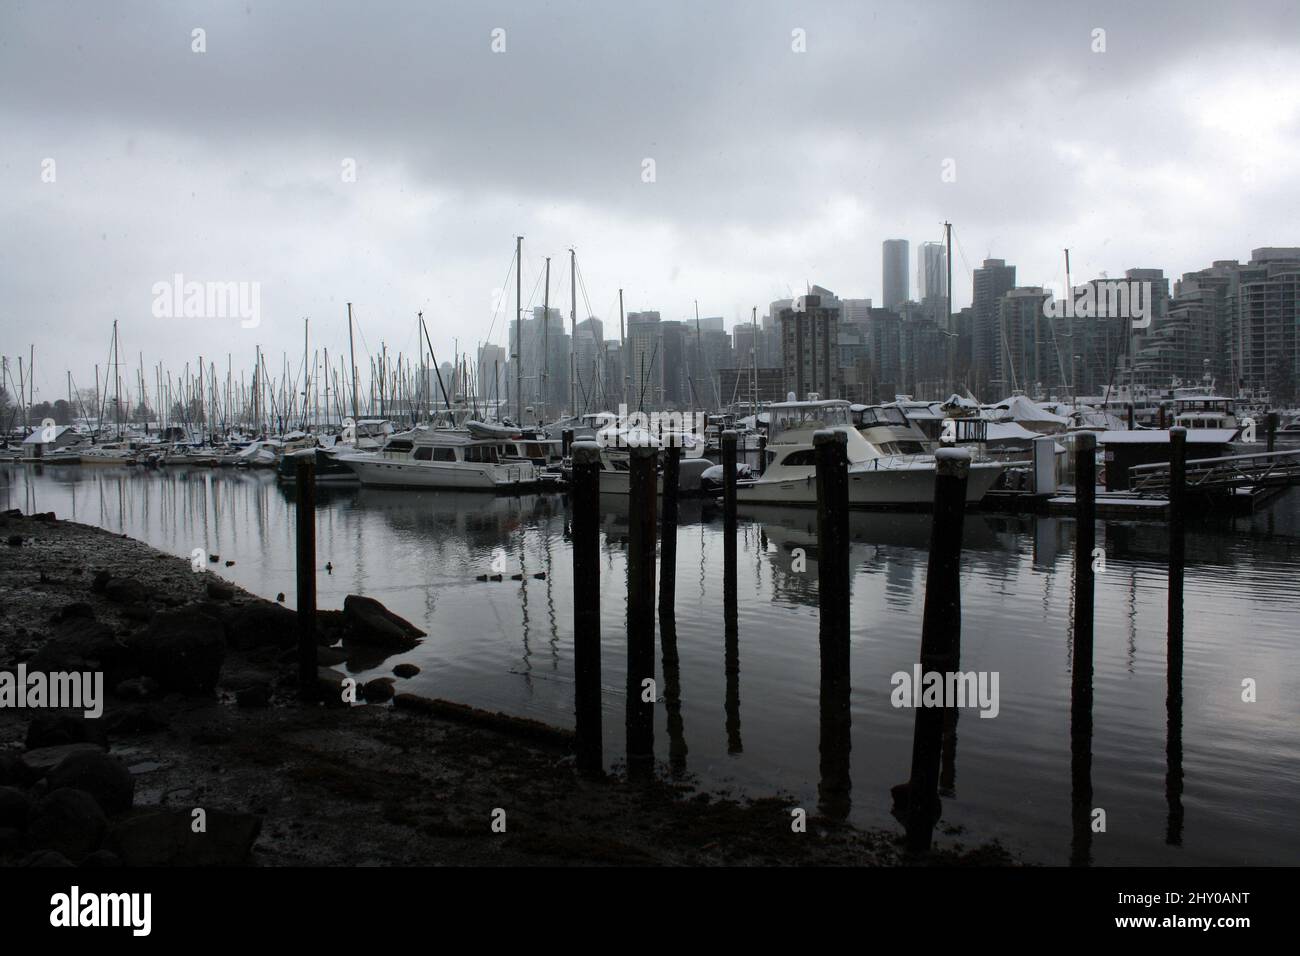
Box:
[856,406,910,428]
[769,403,852,440]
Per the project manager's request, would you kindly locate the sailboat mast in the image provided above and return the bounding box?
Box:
[751,306,760,415]
[944,221,954,395]
[347,302,359,422]
[570,247,576,418]
[542,256,550,424]
[619,288,627,413]
[112,320,121,438]
[515,236,523,425]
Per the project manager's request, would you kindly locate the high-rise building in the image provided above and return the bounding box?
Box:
[477,344,507,409]
[883,240,909,310]
[971,258,1016,397]
[625,311,662,409]
[779,293,842,400]
[993,287,1060,398]
[917,242,948,314]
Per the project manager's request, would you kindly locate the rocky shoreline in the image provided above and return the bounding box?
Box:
[0,510,1011,866]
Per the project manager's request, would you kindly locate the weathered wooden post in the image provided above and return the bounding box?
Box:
[1166,425,1186,845]
[562,427,575,459]
[815,429,851,817]
[658,441,687,771]
[757,433,767,476]
[1266,411,1278,453]
[1070,432,1097,866]
[626,441,657,777]
[905,447,969,854]
[571,440,603,775]
[721,429,742,753]
[295,455,318,700]
[1167,424,1186,669]
[659,445,679,616]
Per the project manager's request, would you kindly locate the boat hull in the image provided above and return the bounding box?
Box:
[339,455,534,490]
[736,460,1005,506]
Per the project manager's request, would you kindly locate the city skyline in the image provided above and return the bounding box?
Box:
[3,0,1299,399]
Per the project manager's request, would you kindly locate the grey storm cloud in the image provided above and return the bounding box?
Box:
[2,0,1298,396]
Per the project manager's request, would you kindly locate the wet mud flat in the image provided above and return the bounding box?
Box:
[0,510,1011,866]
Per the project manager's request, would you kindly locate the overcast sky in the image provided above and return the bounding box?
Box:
[2,0,1298,402]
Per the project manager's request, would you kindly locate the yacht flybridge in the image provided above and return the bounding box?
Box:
[736,400,1004,507]
[337,426,540,490]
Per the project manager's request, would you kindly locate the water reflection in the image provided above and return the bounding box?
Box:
[3,463,1298,866]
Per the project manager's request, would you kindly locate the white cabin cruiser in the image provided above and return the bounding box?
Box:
[338,427,539,490]
[737,400,1004,507]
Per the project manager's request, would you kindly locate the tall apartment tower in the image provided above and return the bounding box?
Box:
[883,240,909,310]
[917,242,948,307]
[971,258,1017,396]
[779,294,842,400]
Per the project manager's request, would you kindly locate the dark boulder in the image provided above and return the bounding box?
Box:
[25,712,109,750]
[30,617,133,684]
[0,753,29,787]
[126,607,225,694]
[206,579,235,601]
[27,788,107,861]
[91,569,112,593]
[342,595,425,651]
[0,786,32,828]
[393,663,420,678]
[362,677,395,703]
[223,602,297,651]
[21,743,106,779]
[81,848,122,867]
[47,751,134,815]
[104,577,148,606]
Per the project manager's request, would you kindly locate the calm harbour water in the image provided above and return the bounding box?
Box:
[4,462,1298,866]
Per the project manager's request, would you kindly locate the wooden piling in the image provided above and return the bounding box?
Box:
[1070,432,1097,866]
[561,428,575,459]
[659,445,680,616]
[1166,425,1186,844]
[721,429,741,753]
[905,447,970,854]
[626,442,657,775]
[814,429,851,817]
[1267,411,1278,453]
[295,455,317,700]
[571,440,603,775]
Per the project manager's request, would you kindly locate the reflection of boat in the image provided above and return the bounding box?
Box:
[737,400,1004,507]
[338,428,539,490]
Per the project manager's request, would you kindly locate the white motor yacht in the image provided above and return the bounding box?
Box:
[737,399,1004,507]
[338,427,539,490]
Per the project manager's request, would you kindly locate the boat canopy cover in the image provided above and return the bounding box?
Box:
[987,394,1071,425]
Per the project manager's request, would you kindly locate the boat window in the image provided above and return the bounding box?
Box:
[433,447,456,462]
[414,446,433,461]
[386,440,414,453]
[782,449,817,467]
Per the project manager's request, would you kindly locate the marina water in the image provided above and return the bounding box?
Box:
[5,463,1298,865]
